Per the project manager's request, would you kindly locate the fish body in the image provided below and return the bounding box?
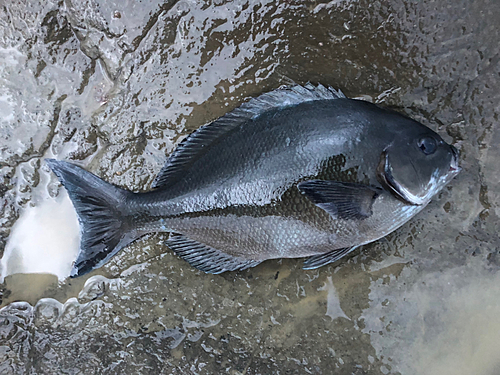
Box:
[47,84,460,277]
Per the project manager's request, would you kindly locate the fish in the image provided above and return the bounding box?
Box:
[46,83,461,277]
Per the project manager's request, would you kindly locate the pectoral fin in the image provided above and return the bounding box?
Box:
[297,180,382,220]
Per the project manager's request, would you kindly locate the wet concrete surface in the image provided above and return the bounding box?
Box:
[0,0,499,373]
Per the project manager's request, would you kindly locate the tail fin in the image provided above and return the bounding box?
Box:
[46,159,137,278]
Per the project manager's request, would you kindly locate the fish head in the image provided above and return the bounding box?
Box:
[377,121,461,206]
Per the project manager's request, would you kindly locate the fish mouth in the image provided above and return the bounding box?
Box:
[449,145,462,175]
[376,150,427,206]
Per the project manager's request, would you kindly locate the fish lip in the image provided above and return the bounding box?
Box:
[449,145,461,174]
[376,150,426,206]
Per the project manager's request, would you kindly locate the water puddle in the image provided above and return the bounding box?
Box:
[1,191,79,283]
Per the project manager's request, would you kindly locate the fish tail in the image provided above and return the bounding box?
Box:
[46,159,137,278]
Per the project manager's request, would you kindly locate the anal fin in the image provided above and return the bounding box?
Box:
[303,246,359,270]
[166,234,262,274]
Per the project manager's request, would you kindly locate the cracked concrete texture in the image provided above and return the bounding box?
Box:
[0,0,499,374]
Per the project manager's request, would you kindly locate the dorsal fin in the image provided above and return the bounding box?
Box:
[152,83,346,189]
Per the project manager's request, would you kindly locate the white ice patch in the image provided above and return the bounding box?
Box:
[361,260,500,375]
[319,276,350,320]
[0,191,80,282]
[0,90,15,123]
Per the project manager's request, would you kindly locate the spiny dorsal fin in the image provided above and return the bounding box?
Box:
[152,83,346,189]
[166,233,262,274]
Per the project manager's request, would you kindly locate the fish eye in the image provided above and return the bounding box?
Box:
[417,136,437,155]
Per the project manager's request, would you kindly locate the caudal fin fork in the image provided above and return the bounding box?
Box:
[46,159,136,277]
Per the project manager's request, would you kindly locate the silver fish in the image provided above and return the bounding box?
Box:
[47,84,460,277]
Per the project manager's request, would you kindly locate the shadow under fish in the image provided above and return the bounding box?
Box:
[46,84,461,278]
